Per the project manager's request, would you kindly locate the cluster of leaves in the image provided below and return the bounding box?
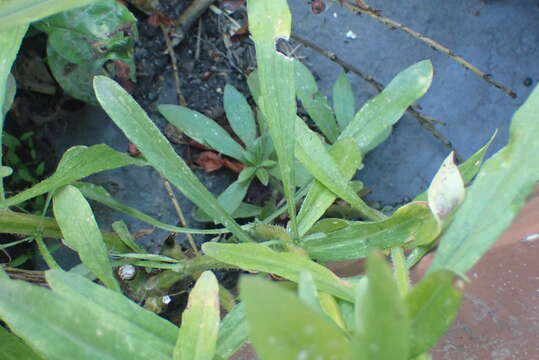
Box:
[1,0,539,360]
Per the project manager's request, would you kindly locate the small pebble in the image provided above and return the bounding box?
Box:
[118,264,136,281]
[523,77,533,87]
[346,30,357,40]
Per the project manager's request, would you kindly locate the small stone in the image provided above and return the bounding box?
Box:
[346,30,357,40]
[523,77,533,87]
[118,264,136,281]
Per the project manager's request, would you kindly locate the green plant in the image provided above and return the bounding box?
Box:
[1,0,538,359]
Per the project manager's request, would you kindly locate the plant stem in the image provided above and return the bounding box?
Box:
[391,246,409,296]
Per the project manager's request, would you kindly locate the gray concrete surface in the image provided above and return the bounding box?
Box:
[290,0,538,204]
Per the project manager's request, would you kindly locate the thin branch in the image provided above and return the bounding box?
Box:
[171,0,216,47]
[291,33,462,160]
[161,25,188,107]
[331,0,517,98]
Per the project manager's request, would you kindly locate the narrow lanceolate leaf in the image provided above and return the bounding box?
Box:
[303,202,438,262]
[53,185,120,291]
[1,144,146,208]
[94,76,251,242]
[0,24,27,200]
[430,86,539,275]
[0,0,97,29]
[427,152,465,226]
[240,276,353,360]
[406,270,463,357]
[294,60,339,142]
[159,105,245,161]
[340,60,433,153]
[223,84,257,148]
[333,71,355,131]
[295,118,384,221]
[414,131,496,201]
[0,326,42,360]
[247,0,298,236]
[354,253,409,360]
[202,242,355,301]
[0,271,177,360]
[174,271,220,360]
[297,137,363,236]
[215,303,248,360]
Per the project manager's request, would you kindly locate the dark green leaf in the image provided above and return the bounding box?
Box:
[430,86,539,275]
[1,144,146,208]
[203,242,355,301]
[303,202,438,262]
[333,72,355,131]
[339,60,433,153]
[53,185,120,291]
[354,253,409,360]
[240,276,353,360]
[94,76,251,242]
[224,84,257,148]
[0,325,42,360]
[406,270,463,357]
[174,271,220,360]
[159,104,246,161]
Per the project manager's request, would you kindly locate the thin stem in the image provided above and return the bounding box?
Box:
[391,246,410,296]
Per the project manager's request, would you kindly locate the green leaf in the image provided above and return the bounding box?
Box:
[297,137,363,236]
[0,0,98,29]
[1,144,146,208]
[255,167,269,186]
[295,118,384,221]
[203,242,355,301]
[294,60,339,142]
[0,270,177,360]
[195,178,252,222]
[53,185,119,291]
[247,0,298,236]
[240,276,353,360]
[159,104,245,161]
[0,326,42,360]
[406,270,463,357]
[94,76,251,243]
[174,271,220,360]
[112,220,145,253]
[303,202,438,262]
[215,303,248,360]
[298,271,323,313]
[354,253,409,360]
[340,60,433,153]
[3,73,17,116]
[223,84,257,148]
[0,266,7,279]
[427,152,464,226]
[430,86,539,275]
[333,71,355,131]
[414,131,496,202]
[0,210,127,251]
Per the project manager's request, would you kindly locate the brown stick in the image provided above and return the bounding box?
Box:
[171,0,216,46]
[330,0,517,99]
[291,33,462,160]
[161,25,188,107]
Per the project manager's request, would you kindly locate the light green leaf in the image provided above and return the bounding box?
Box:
[295,117,384,221]
[3,73,17,116]
[298,271,323,313]
[0,24,27,200]
[415,131,496,202]
[0,0,97,29]
[240,276,353,360]
[247,0,298,236]
[0,270,176,360]
[196,178,252,222]
[406,270,463,357]
[297,137,363,236]
[340,60,433,153]
[159,104,245,161]
[0,210,127,251]
[224,84,257,148]
[427,152,464,226]
[112,220,145,253]
[0,326,42,360]
[1,144,146,208]
[215,303,248,360]
[294,60,339,142]
[112,253,180,263]
[303,202,438,262]
[53,185,120,291]
[430,86,539,275]
[333,71,355,131]
[174,271,220,360]
[94,76,251,242]
[354,253,409,360]
[203,242,355,301]
[0,266,7,279]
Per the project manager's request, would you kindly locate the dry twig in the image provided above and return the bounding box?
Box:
[171,0,217,47]
[161,24,188,106]
[330,0,517,99]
